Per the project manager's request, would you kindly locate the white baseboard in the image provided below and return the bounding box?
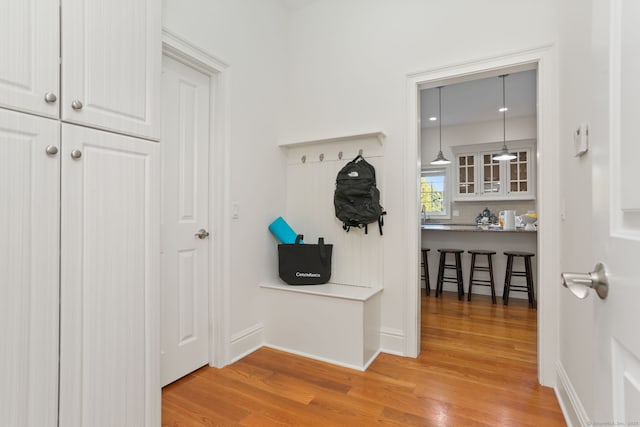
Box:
[263,343,373,371]
[555,361,590,427]
[230,322,264,364]
[380,327,406,356]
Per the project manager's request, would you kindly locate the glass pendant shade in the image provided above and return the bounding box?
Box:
[430,86,451,165]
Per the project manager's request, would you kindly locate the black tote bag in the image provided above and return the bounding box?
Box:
[278,235,333,285]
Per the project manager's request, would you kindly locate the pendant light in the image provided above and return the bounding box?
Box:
[493,74,517,161]
[430,86,451,165]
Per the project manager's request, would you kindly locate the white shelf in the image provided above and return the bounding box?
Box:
[259,280,382,301]
[278,131,385,148]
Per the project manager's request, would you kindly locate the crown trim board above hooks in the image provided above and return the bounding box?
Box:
[278,131,385,148]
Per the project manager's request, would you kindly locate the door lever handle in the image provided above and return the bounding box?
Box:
[194,229,210,240]
[561,262,609,300]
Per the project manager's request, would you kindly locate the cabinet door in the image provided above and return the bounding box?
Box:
[507,148,535,198]
[479,152,504,197]
[0,110,60,426]
[454,153,477,199]
[59,124,160,427]
[0,0,59,118]
[61,0,161,140]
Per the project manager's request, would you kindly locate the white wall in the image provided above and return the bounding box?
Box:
[162,0,290,359]
[421,116,537,163]
[282,0,559,353]
[556,0,596,423]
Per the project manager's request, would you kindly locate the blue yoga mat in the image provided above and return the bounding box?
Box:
[268,216,303,244]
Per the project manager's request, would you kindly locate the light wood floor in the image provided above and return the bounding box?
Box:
[162,291,566,426]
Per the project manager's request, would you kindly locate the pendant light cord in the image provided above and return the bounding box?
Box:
[502,75,506,147]
[438,86,442,151]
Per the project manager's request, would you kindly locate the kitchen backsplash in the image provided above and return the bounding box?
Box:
[430,200,537,224]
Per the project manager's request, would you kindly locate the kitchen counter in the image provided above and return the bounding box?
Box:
[421,223,536,232]
[421,224,537,300]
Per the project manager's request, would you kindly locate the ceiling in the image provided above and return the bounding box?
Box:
[420,70,537,128]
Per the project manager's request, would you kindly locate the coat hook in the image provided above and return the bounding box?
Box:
[358,149,363,156]
[319,153,324,161]
[301,155,306,164]
[338,151,343,160]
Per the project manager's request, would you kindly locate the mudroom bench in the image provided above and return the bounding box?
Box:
[259,281,382,371]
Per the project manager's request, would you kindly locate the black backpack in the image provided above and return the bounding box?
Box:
[334,155,386,234]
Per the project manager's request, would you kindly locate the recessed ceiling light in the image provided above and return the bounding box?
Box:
[499,107,508,112]
[429,116,437,121]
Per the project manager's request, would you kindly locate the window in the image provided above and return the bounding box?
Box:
[420,166,450,219]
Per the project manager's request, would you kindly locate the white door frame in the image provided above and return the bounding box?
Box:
[405,45,561,387]
[162,30,231,368]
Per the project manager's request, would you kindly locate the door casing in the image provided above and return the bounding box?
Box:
[162,30,231,368]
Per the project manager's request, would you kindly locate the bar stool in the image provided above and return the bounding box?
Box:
[436,249,464,300]
[467,250,497,304]
[503,251,536,308]
[421,248,431,296]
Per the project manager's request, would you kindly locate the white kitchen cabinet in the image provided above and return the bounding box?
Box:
[453,140,536,201]
[59,124,160,427]
[0,0,160,140]
[61,0,161,140]
[0,109,60,427]
[0,0,60,118]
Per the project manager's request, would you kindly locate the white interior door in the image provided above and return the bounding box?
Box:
[160,54,211,386]
[0,109,60,427]
[589,0,640,423]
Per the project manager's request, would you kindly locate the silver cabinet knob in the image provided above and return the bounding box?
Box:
[45,145,59,156]
[71,99,83,110]
[194,229,210,239]
[70,149,82,160]
[561,262,609,300]
[44,92,57,103]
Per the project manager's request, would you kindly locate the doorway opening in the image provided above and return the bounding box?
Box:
[405,47,561,387]
[419,64,538,372]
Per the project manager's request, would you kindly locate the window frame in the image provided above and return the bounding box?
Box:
[420,165,451,219]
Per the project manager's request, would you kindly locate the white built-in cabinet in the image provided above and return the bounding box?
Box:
[0,0,160,140]
[452,140,536,201]
[0,110,60,427]
[0,0,161,425]
[59,124,159,427]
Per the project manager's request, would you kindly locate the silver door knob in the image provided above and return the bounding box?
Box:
[70,149,82,160]
[194,229,210,239]
[45,145,59,156]
[44,92,57,103]
[561,262,609,300]
[71,99,83,110]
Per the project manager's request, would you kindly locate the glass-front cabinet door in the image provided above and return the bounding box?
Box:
[508,149,531,196]
[456,154,476,199]
[481,152,502,196]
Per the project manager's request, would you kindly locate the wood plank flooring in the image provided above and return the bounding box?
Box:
[162,291,566,426]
